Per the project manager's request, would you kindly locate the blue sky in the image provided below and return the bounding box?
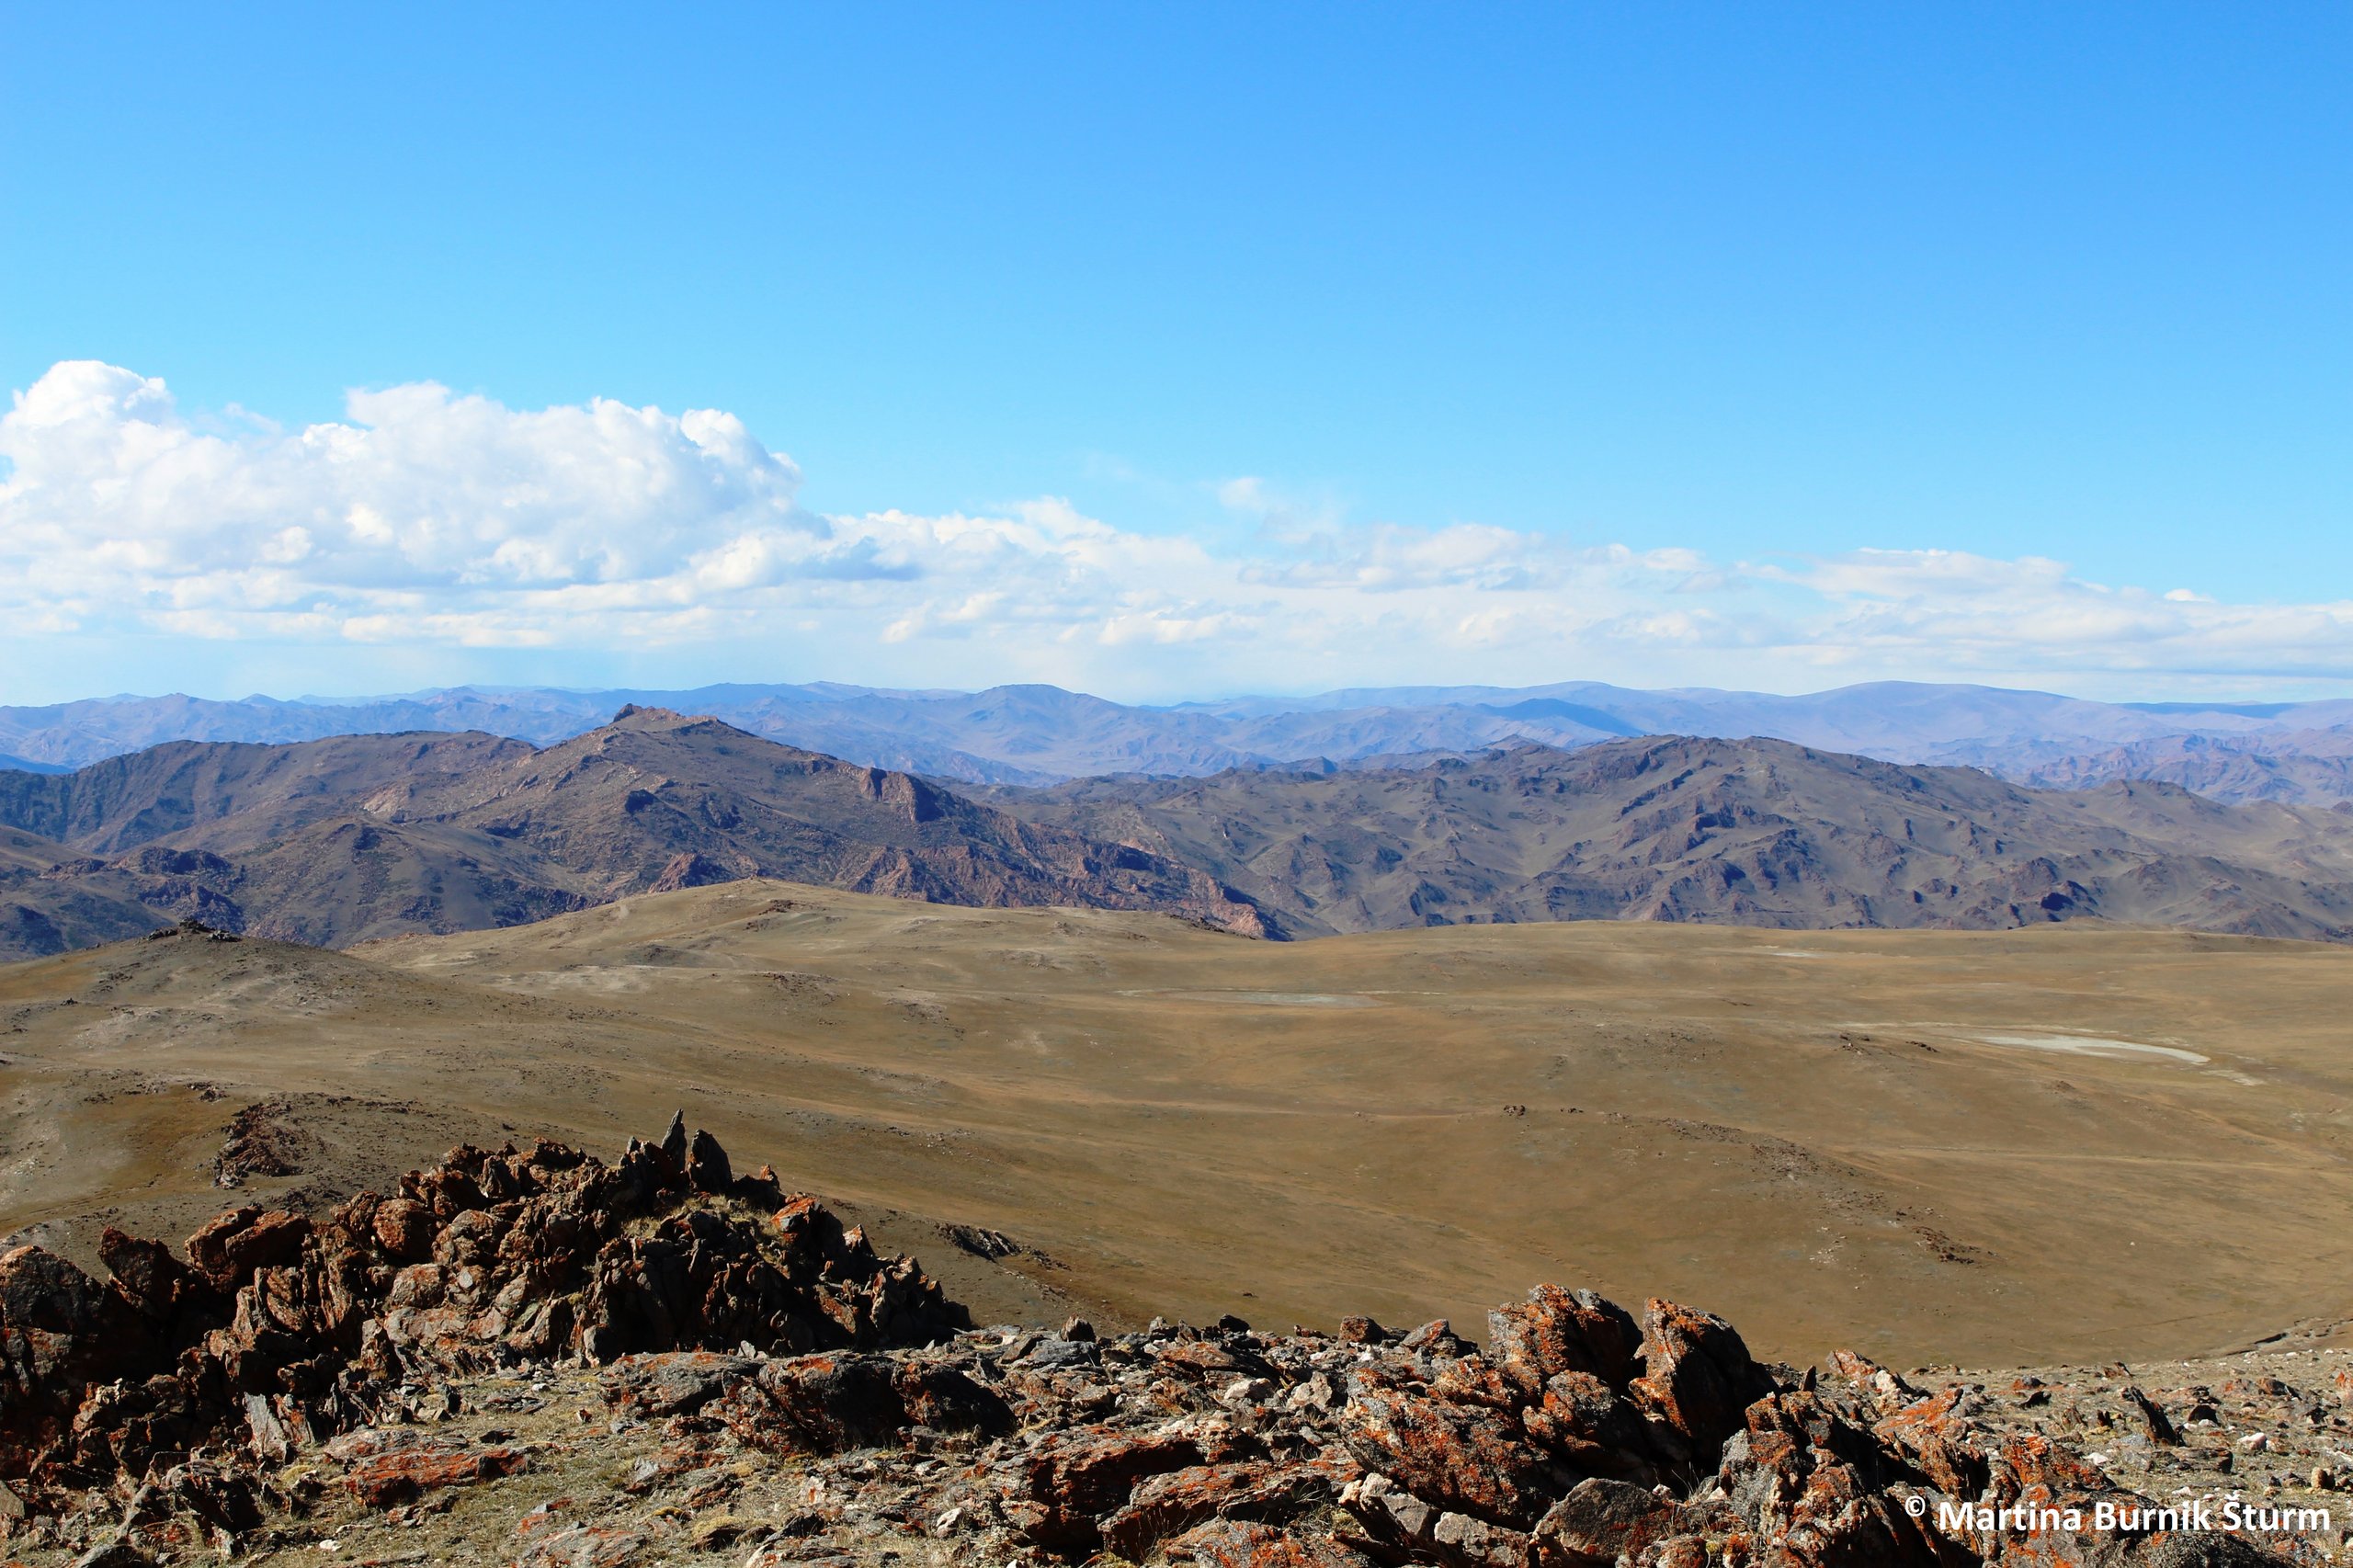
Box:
[2,4,2348,703]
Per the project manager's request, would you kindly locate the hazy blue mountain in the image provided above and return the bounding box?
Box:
[1989,727,2353,805]
[6,678,2353,799]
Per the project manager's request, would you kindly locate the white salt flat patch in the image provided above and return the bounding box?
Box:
[1132,990,1380,1008]
[1974,1032,2210,1065]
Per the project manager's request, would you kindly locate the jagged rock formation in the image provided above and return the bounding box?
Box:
[0,1119,961,1515]
[0,1129,2328,1565]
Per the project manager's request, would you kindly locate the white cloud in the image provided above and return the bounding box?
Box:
[0,361,851,639]
[1761,549,2353,676]
[5,361,2353,699]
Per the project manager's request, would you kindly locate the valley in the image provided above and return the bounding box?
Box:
[5,882,2348,1371]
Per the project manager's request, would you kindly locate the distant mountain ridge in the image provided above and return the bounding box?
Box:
[7,679,2353,801]
[1998,728,2353,804]
[6,710,2353,960]
[991,736,2353,941]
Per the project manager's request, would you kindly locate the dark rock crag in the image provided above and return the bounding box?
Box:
[0,1120,961,1510]
[0,1131,2306,1566]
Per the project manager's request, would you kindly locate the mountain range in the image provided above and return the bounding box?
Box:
[7,678,2353,801]
[0,708,1267,958]
[991,735,2353,939]
[6,705,2353,960]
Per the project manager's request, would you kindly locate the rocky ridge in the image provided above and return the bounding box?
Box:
[3,1129,2345,1568]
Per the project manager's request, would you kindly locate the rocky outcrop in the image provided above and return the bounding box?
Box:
[0,1119,962,1509]
[0,1141,2315,1566]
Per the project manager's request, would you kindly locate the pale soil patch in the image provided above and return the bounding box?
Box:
[1975,1032,2213,1065]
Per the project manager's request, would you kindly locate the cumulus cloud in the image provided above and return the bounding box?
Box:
[5,360,2351,695]
[1,361,843,646]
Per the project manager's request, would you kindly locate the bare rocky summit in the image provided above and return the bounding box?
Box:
[4,1127,2344,1567]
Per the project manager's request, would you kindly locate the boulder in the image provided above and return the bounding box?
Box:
[329,1429,528,1508]
[685,1128,732,1192]
[1342,1361,1564,1528]
[1531,1477,1682,1567]
[97,1228,217,1325]
[597,1350,759,1418]
[1628,1298,1778,1466]
[1488,1285,1645,1401]
[1102,1460,1338,1559]
[0,1244,158,1460]
[1009,1430,1213,1550]
[1520,1369,1667,1483]
[714,1352,1008,1457]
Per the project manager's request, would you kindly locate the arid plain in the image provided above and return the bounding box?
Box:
[2,882,2347,1370]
